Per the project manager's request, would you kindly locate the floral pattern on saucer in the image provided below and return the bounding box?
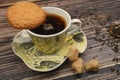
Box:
[12,30,87,72]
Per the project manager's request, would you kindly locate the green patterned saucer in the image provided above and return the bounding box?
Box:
[12,30,87,72]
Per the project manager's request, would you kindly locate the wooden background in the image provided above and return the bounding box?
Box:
[0,0,120,80]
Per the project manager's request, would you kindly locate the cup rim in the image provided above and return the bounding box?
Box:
[26,7,71,37]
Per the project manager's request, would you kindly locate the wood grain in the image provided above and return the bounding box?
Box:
[0,0,120,80]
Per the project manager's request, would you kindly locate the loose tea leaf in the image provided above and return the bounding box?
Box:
[109,23,120,37]
[80,14,120,53]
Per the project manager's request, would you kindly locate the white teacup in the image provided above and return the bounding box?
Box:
[27,7,82,54]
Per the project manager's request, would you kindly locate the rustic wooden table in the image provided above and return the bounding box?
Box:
[0,0,120,80]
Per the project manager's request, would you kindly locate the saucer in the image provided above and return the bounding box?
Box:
[12,30,87,72]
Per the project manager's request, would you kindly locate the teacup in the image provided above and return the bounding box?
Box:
[26,7,82,54]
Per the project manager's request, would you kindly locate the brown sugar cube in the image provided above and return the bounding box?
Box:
[72,58,84,74]
[85,59,99,71]
[67,47,79,62]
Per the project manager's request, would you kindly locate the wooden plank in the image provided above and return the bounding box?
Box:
[0,0,120,80]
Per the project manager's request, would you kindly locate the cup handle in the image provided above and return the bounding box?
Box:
[67,19,82,35]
